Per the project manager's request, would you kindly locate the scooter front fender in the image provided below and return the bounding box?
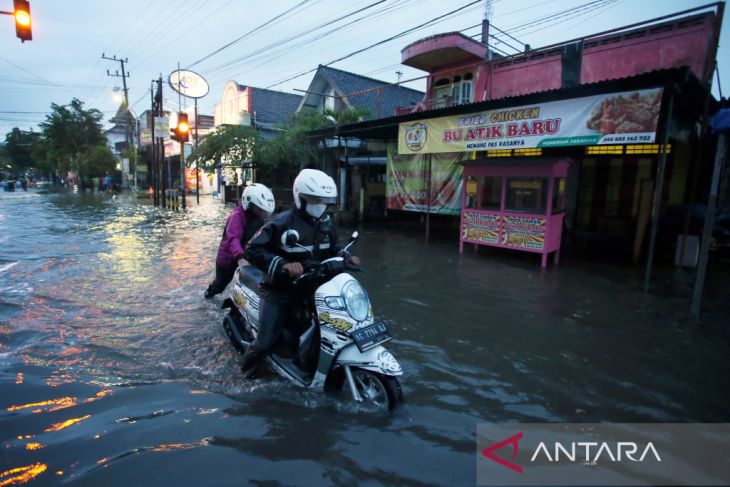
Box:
[336,344,402,376]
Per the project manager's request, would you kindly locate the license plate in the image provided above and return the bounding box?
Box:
[351,321,391,352]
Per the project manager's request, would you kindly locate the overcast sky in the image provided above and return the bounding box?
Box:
[0,0,727,138]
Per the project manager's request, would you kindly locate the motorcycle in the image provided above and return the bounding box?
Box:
[222,231,403,411]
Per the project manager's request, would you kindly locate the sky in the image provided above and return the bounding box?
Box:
[0,0,728,139]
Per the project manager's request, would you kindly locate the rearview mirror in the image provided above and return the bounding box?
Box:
[282,229,300,247]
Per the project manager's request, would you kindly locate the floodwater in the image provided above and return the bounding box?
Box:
[1,190,728,486]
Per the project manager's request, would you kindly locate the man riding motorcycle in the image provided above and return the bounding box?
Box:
[241,169,360,378]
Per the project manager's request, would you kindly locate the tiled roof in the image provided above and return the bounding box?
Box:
[249,87,303,126]
[317,65,424,119]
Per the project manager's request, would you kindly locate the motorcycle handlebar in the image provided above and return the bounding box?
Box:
[289,259,362,285]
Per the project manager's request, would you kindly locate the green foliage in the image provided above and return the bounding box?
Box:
[78,145,116,178]
[33,98,108,176]
[255,107,370,183]
[188,124,260,170]
[3,128,40,170]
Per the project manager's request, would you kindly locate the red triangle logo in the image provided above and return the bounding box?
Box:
[481,432,523,474]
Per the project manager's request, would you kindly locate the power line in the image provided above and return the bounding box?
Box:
[201,0,389,78]
[266,0,483,89]
[135,0,237,68]
[187,0,316,68]
[216,0,424,84]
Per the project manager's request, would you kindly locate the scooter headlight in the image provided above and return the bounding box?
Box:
[342,280,369,322]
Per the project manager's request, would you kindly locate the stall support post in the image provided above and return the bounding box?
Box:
[425,154,432,244]
[690,133,727,323]
[643,91,674,293]
[543,173,555,268]
[459,173,467,254]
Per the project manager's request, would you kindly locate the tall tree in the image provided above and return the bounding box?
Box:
[34,98,108,176]
[3,128,40,171]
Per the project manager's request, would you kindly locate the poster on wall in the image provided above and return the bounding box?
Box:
[185,168,202,190]
[398,88,663,154]
[462,212,500,243]
[501,215,546,250]
[386,144,464,215]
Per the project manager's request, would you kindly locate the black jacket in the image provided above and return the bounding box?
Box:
[246,208,342,288]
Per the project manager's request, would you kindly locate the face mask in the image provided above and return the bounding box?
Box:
[305,203,327,219]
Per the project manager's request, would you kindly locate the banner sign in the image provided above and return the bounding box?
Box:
[140,128,152,145]
[462,212,500,243]
[501,215,546,249]
[386,145,464,215]
[154,116,169,135]
[185,168,202,190]
[462,212,546,249]
[399,88,663,154]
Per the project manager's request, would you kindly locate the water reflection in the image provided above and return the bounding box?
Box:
[6,397,76,413]
[44,414,91,432]
[0,192,728,485]
[0,463,47,486]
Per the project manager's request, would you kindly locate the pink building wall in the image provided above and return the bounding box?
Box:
[403,12,717,112]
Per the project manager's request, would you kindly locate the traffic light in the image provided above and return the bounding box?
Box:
[171,112,189,143]
[14,0,32,42]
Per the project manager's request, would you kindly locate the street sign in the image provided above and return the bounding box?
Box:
[168,70,209,99]
[154,117,169,135]
[140,128,152,145]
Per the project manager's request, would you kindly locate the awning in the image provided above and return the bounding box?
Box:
[340,156,387,166]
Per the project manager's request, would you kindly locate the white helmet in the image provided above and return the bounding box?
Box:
[293,169,337,219]
[242,183,275,214]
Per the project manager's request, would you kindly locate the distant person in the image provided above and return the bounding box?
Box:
[204,183,276,299]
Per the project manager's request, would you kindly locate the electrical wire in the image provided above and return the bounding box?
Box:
[187,0,317,69]
[201,0,392,78]
[216,0,427,84]
[265,0,483,89]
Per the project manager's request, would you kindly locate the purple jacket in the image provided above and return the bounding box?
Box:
[216,204,249,268]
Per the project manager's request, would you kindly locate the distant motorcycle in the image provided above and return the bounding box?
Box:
[222,231,403,411]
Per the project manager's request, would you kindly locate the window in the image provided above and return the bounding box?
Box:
[505,177,547,213]
[451,75,461,105]
[433,78,450,108]
[461,73,473,104]
[466,176,502,210]
[325,87,336,111]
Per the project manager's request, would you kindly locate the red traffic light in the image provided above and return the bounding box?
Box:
[14,0,32,42]
[171,112,189,143]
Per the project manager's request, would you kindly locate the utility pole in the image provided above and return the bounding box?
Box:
[150,81,157,206]
[103,53,135,188]
[157,75,166,209]
[194,98,199,204]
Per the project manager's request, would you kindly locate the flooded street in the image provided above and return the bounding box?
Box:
[1,191,729,486]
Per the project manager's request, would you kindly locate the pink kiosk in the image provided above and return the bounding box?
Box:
[459,159,568,267]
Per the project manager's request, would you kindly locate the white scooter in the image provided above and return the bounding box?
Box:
[222,231,403,411]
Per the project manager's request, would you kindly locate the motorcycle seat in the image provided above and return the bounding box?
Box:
[238,265,264,293]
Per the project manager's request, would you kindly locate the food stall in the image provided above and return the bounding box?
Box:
[459,159,568,266]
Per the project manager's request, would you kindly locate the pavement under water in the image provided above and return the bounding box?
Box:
[0,191,728,486]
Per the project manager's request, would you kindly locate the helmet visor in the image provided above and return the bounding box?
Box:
[301,194,336,206]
